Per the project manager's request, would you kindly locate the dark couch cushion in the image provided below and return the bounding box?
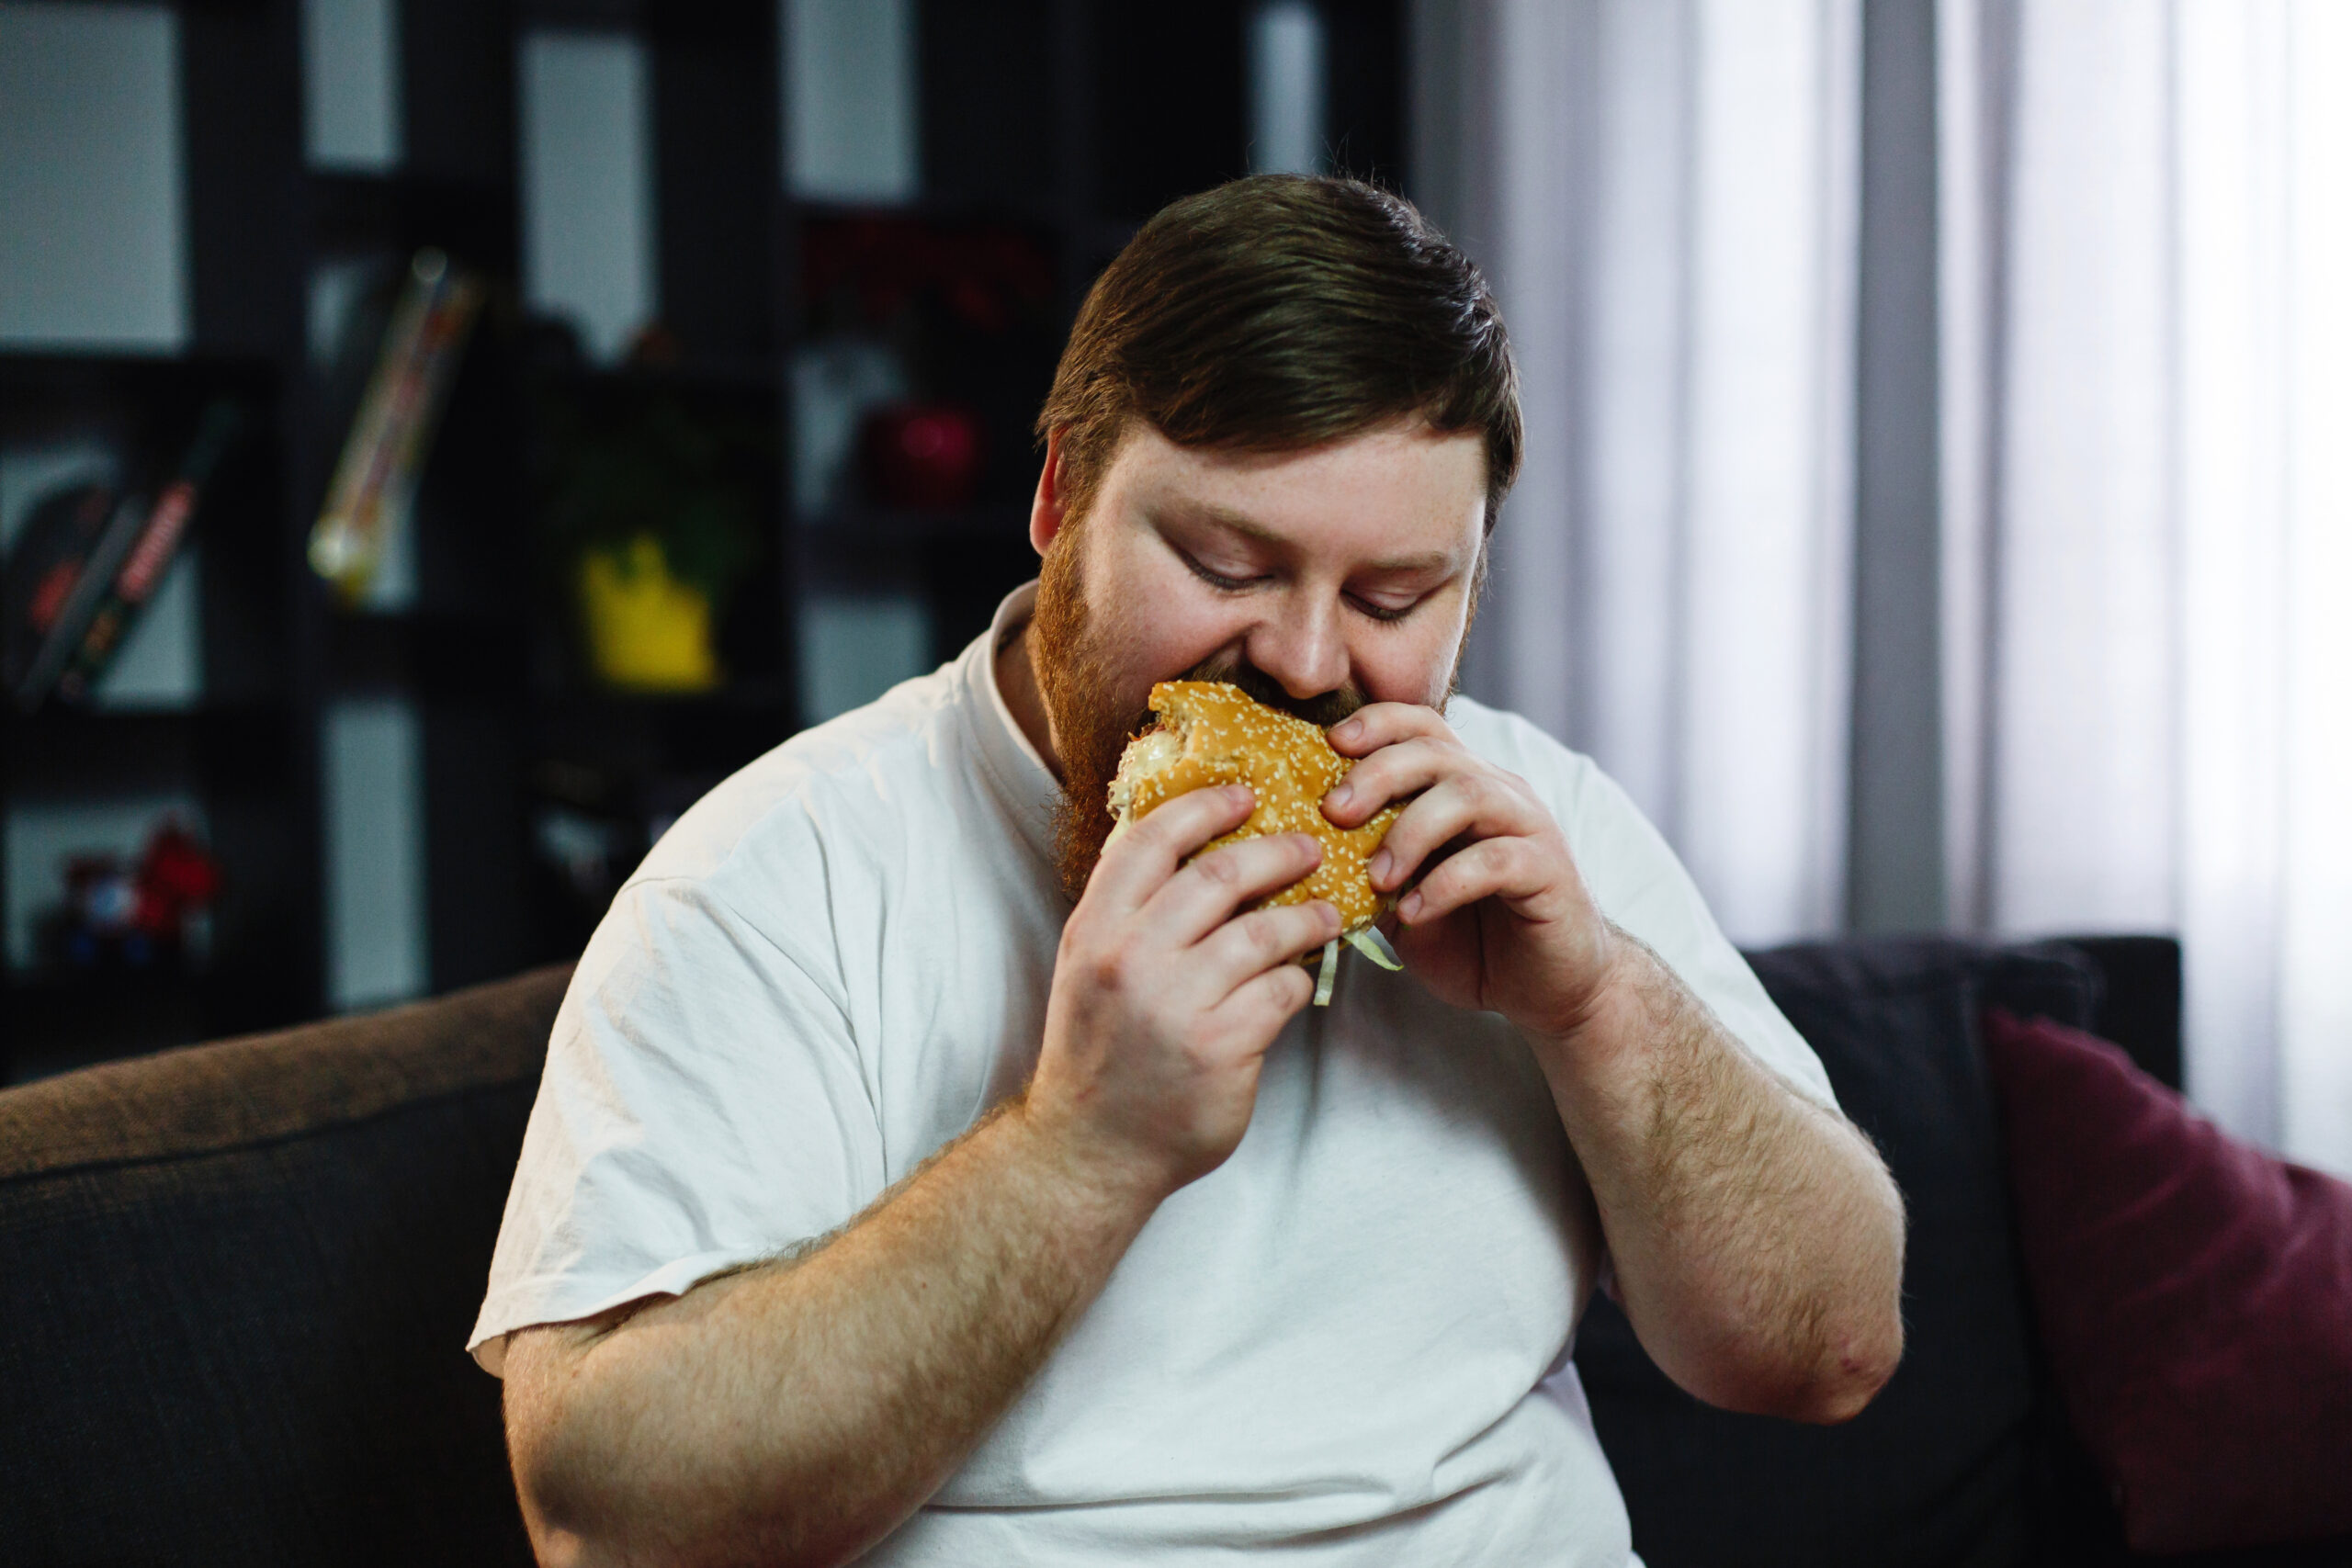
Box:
[2056,934,2184,1092]
[1985,1010,2352,1555]
[1573,938,2098,1568]
[0,964,570,1568]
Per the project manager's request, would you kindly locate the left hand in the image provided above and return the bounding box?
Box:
[1321,704,1617,1043]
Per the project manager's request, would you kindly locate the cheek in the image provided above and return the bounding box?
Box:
[1355,611,1470,707]
[1354,645,1451,707]
[1087,540,1250,685]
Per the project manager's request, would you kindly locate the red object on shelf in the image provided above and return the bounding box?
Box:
[860,403,984,511]
[47,818,221,973]
[136,820,222,938]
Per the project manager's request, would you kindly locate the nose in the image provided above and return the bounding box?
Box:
[1244,591,1351,701]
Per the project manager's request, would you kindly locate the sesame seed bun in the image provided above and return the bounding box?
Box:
[1107,680,1398,934]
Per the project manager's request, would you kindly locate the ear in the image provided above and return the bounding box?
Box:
[1030,428,1069,557]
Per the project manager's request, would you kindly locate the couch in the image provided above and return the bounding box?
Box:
[0,937,2337,1566]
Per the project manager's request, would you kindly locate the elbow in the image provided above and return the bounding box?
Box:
[1789,1310,1904,1425]
[509,1399,866,1568]
[510,1439,773,1568]
[1789,1145,1907,1423]
[1784,1227,1908,1425]
[508,1453,745,1568]
[508,1408,607,1568]
[1703,1308,1903,1426]
[1699,1254,1908,1425]
[504,1346,671,1568]
[1693,1317,1904,1425]
[502,1319,869,1568]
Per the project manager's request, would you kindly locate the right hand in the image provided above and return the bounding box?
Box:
[1024,784,1340,1201]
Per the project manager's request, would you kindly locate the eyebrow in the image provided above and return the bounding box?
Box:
[1165,502,1461,577]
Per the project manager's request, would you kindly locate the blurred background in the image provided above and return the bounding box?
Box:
[1,0,2345,1175]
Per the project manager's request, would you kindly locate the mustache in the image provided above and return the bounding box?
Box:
[1129,657,1371,737]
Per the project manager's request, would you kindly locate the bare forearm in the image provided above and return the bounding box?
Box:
[506,1103,1160,1568]
[1532,931,1905,1422]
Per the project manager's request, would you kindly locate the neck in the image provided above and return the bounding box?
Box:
[995,619,1065,782]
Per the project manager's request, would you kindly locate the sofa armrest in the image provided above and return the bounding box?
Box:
[0,964,571,1567]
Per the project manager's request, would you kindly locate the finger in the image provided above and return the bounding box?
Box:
[1209,959,1319,1041]
[1321,735,1466,828]
[1397,835,1568,926]
[1367,771,1553,894]
[1142,831,1325,946]
[1087,784,1256,914]
[1196,899,1341,992]
[1325,701,1455,760]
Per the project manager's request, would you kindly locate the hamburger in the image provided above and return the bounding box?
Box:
[1107,680,1405,1003]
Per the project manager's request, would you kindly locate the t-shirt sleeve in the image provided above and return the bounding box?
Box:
[468,874,886,1374]
[1549,747,1840,1112]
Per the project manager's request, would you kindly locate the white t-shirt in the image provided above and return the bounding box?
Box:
[473,582,1835,1567]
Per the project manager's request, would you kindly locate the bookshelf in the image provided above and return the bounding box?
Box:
[0,0,1406,1081]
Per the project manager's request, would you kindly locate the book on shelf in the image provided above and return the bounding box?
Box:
[1,400,247,714]
[307,248,486,604]
[3,479,132,712]
[52,400,246,706]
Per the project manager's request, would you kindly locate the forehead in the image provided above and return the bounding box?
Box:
[1101,420,1487,563]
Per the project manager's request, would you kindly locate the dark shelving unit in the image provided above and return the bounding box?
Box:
[2,0,1406,1080]
[1,350,311,1075]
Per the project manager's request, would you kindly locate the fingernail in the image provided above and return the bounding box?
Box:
[1327,784,1352,811]
[1400,890,1424,920]
[1227,784,1253,807]
[1370,849,1392,886]
[1333,718,1362,743]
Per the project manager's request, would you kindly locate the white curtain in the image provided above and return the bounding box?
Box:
[1414,0,2352,1172]
[1416,0,1862,947]
[1941,0,2352,1170]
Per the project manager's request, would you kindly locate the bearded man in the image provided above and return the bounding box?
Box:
[478,176,1906,1568]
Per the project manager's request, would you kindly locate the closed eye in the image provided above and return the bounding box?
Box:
[1181,552,1266,594]
[1348,592,1421,624]
[1180,543,1429,622]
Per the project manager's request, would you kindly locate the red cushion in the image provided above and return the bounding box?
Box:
[1983,1010,2352,1552]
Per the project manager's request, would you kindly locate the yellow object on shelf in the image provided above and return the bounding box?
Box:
[576,535,721,692]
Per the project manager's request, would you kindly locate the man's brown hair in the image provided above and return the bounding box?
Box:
[1035,175,1521,531]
